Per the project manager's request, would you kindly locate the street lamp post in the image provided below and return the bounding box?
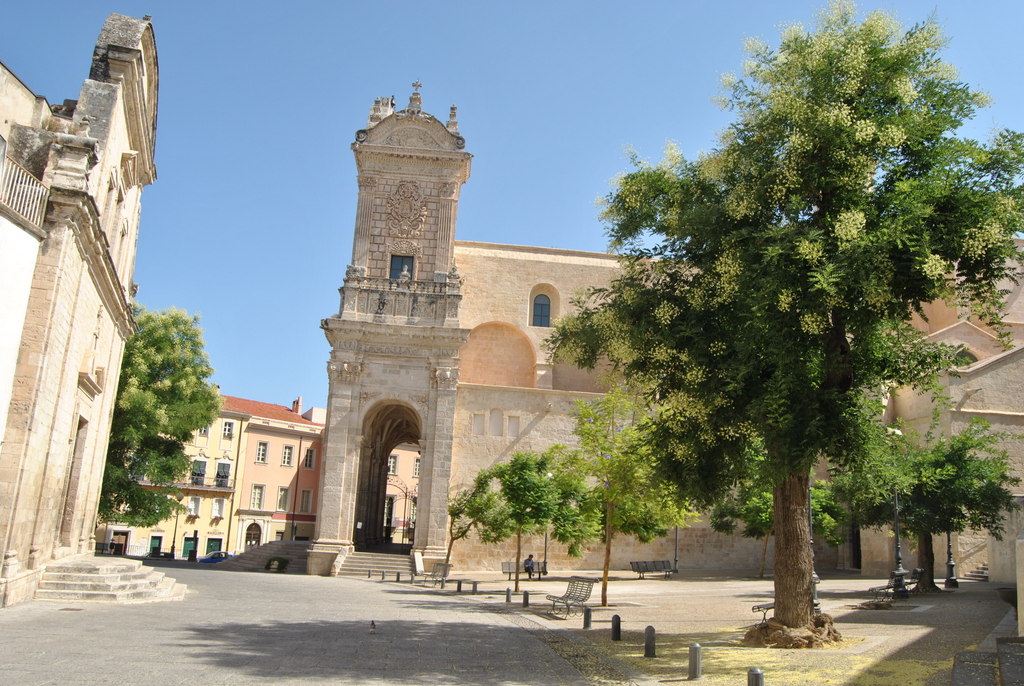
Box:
[892,488,909,599]
[887,426,909,599]
[944,531,959,589]
[809,483,819,611]
[170,492,184,559]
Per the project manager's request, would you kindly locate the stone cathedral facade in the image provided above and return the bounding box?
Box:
[308,87,773,576]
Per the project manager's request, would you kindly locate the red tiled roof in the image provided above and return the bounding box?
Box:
[221,395,322,426]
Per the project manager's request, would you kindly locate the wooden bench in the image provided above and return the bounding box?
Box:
[630,560,675,579]
[423,562,452,587]
[869,568,922,601]
[546,576,598,617]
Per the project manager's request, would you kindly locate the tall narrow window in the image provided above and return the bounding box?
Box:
[251,484,265,510]
[388,454,398,475]
[190,460,206,486]
[277,487,289,511]
[390,255,414,280]
[215,462,230,487]
[187,496,201,516]
[222,421,235,440]
[304,447,316,469]
[255,442,268,464]
[212,498,225,518]
[532,294,551,327]
[413,457,421,477]
[300,490,313,513]
[507,416,520,438]
[282,445,294,467]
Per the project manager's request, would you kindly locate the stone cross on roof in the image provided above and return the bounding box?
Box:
[412,80,422,93]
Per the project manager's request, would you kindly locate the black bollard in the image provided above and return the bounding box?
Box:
[380,570,386,581]
[747,667,764,686]
[506,588,512,603]
[523,590,530,607]
[583,606,592,629]
[688,643,702,680]
[611,614,621,641]
[395,572,401,583]
[644,626,656,658]
[367,570,372,579]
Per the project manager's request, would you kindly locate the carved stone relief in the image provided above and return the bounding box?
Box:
[389,238,422,256]
[386,181,428,238]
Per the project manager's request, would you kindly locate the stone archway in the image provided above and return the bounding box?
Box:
[245,523,262,547]
[354,402,422,550]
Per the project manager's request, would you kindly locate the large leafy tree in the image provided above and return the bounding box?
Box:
[550,2,1024,631]
[99,307,221,526]
[711,463,847,578]
[568,385,697,605]
[833,419,1019,592]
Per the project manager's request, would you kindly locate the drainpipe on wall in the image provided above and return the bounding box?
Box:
[290,436,304,540]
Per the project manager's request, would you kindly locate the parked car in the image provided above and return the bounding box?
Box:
[198,551,233,563]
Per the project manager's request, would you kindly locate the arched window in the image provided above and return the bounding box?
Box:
[532,294,551,327]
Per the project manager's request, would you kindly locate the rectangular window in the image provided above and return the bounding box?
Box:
[507,416,520,438]
[251,484,265,510]
[190,460,206,485]
[215,462,230,487]
[304,447,315,469]
[300,489,312,513]
[387,454,398,475]
[489,409,503,437]
[282,445,294,467]
[277,487,289,511]
[212,497,225,518]
[472,414,485,436]
[222,421,235,440]
[413,457,421,477]
[389,254,414,280]
[197,426,209,438]
[255,442,268,464]
[187,496,201,516]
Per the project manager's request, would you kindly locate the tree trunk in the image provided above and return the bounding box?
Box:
[773,472,814,628]
[514,527,522,593]
[602,500,614,606]
[444,529,455,566]
[758,531,772,579]
[916,531,940,592]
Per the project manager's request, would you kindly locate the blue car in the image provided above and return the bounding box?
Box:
[198,551,233,563]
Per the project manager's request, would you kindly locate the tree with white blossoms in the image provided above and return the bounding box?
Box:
[549,1,1024,640]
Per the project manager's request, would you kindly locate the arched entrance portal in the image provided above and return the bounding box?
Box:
[355,402,421,550]
[245,523,262,548]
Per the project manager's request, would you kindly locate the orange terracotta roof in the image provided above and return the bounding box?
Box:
[221,395,323,427]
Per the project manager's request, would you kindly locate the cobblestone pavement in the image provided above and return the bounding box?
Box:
[0,561,1013,686]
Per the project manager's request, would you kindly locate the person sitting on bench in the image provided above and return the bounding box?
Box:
[524,554,536,580]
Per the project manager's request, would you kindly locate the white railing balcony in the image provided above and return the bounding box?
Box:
[0,156,49,228]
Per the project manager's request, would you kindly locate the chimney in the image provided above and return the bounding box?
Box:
[292,396,302,414]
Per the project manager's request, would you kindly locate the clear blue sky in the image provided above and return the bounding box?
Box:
[4,1,1023,410]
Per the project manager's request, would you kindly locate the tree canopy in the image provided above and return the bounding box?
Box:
[567,385,697,604]
[549,1,1024,632]
[833,418,1019,591]
[98,307,221,526]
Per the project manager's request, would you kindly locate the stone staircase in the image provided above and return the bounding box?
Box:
[337,550,415,578]
[952,637,1024,685]
[35,556,185,603]
[215,540,310,574]
[964,564,990,582]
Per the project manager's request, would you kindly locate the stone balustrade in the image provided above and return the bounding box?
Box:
[0,156,49,228]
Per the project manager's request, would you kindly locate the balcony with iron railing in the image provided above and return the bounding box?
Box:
[0,155,49,228]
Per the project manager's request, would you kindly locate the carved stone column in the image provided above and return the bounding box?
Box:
[414,366,460,560]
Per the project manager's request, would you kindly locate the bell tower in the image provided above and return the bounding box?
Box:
[309,85,472,575]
